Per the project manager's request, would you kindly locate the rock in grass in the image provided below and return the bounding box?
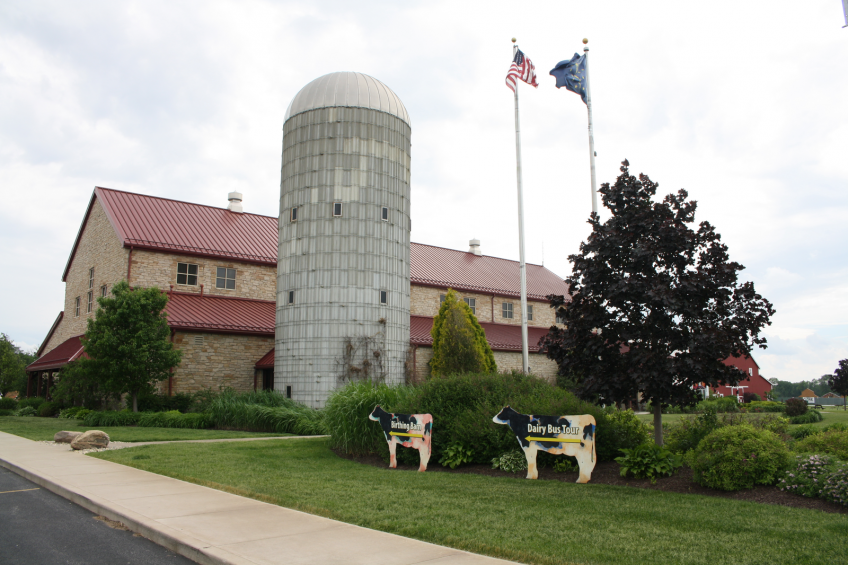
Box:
[54,431,82,443]
[71,430,110,450]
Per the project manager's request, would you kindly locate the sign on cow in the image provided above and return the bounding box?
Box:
[369,406,433,472]
[493,406,596,483]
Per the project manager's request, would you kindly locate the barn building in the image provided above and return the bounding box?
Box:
[711,355,772,401]
[25,187,567,401]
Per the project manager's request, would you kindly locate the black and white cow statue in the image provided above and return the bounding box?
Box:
[369,406,433,472]
[492,406,596,483]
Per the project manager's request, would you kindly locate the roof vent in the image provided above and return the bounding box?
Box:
[469,239,481,256]
[227,191,243,213]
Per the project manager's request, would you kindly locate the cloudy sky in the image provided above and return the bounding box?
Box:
[2,1,846,382]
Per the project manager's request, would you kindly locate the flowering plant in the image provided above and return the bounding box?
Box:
[779,454,848,507]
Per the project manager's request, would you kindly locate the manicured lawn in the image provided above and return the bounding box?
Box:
[93,438,845,565]
[637,409,848,429]
[0,416,291,442]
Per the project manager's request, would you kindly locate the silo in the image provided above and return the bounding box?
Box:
[277,72,411,408]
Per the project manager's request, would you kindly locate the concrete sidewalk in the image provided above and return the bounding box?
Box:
[0,431,521,565]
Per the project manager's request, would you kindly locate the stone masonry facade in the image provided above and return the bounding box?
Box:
[410,284,559,327]
[46,199,129,352]
[166,331,274,394]
[130,250,276,301]
[410,345,558,384]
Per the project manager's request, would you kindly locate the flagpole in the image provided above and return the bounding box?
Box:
[511,38,530,374]
[583,39,598,216]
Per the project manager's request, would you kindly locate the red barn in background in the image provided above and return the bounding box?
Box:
[711,356,772,401]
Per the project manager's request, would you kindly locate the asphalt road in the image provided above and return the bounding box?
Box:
[0,466,196,565]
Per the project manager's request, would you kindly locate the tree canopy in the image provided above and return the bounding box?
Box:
[828,360,848,410]
[0,333,35,396]
[540,160,774,444]
[79,281,182,411]
[429,289,497,377]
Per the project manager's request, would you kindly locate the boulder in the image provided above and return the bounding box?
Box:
[54,431,82,444]
[70,430,110,450]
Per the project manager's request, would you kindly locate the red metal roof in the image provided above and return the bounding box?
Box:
[165,292,275,336]
[255,348,275,369]
[410,243,570,301]
[27,335,85,371]
[410,315,550,352]
[64,188,570,301]
[63,187,279,281]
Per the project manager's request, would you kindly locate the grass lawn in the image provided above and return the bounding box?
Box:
[637,409,848,429]
[0,416,291,442]
[92,438,846,565]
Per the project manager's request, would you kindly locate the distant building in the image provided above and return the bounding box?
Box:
[711,356,772,400]
[800,388,817,398]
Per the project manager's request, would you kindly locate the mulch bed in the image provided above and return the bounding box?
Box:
[333,449,846,514]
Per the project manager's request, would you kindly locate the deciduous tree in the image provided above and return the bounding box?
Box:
[540,160,774,444]
[430,289,496,377]
[80,281,182,411]
[827,360,848,411]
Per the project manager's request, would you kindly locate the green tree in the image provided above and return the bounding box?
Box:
[827,360,848,411]
[80,281,182,412]
[540,161,774,445]
[0,334,34,396]
[429,289,496,377]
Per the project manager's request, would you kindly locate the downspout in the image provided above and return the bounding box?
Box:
[126,246,133,285]
[168,328,175,396]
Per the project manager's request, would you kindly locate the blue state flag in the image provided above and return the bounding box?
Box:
[550,53,587,104]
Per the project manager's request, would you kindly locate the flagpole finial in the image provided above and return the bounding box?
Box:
[511,37,516,43]
[583,38,588,44]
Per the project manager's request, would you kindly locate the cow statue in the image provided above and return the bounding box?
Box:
[492,406,596,483]
[369,406,433,472]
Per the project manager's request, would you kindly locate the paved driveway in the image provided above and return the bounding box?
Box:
[0,466,195,565]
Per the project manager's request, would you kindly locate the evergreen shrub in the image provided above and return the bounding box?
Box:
[0,409,15,416]
[137,411,213,429]
[83,410,141,427]
[18,397,45,410]
[16,406,37,417]
[0,398,17,410]
[690,425,792,490]
[746,401,785,413]
[37,401,59,417]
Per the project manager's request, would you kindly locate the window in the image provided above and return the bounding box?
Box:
[100,285,108,298]
[87,291,93,313]
[439,294,446,304]
[748,368,753,376]
[381,207,388,221]
[286,385,292,399]
[288,290,294,304]
[74,296,80,317]
[464,297,476,315]
[177,263,198,286]
[216,267,236,290]
[380,290,388,305]
[527,305,533,321]
[88,268,94,289]
[556,310,566,324]
[333,202,342,216]
[290,207,298,222]
[502,302,514,319]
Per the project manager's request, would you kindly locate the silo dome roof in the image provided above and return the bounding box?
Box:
[284,72,410,125]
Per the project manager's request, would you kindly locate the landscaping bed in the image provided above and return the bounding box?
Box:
[334,449,846,514]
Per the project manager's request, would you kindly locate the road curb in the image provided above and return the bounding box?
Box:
[0,456,248,565]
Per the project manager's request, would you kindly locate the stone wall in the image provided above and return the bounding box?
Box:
[168,331,274,394]
[45,199,129,352]
[410,284,557,327]
[410,345,557,384]
[131,250,276,301]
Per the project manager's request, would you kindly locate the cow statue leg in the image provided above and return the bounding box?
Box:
[523,443,539,480]
[574,447,594,483]
[388,439,398,468]
[417,442,430,472]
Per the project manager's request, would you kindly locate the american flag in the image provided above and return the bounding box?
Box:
[505,48,538,92]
